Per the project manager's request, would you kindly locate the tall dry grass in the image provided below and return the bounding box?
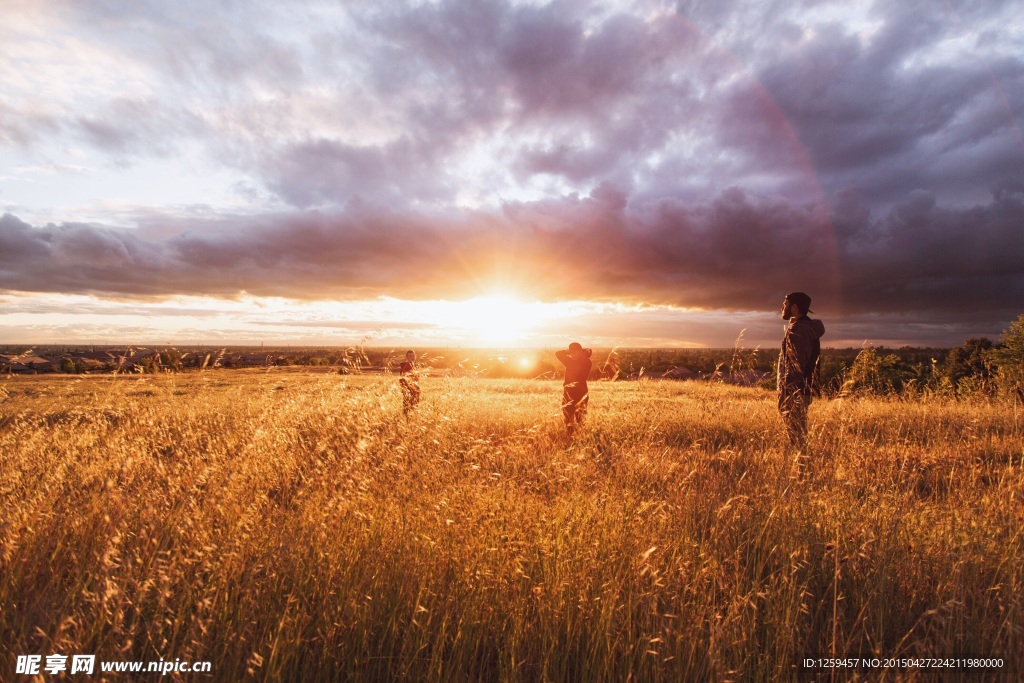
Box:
[1,372,1022,681]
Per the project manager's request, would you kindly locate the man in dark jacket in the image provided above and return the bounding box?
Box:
[778,292,825,448]
[556,342,592,436]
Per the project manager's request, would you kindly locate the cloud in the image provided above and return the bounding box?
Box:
[255,319,439,332]
[262,137,456,208]
[834,188,1024,316]
[2,182,1022,320]
[747,6,1024,207]
[0,102,61,148]
[6,0,1018,212]
[74,98,206,158]
[243,0,715,206]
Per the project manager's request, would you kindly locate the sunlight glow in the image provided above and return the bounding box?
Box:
[431,296,542,345]
[0,292,722,347]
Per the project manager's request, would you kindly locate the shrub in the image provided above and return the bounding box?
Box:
[843,348,918,395]
[989,314,1024,397]
[939,337,994,395]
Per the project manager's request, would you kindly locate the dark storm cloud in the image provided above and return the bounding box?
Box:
[2,183,1022,322]
[349,0,681,123]
[834,188,1024,316]
[250,0,712,206]
[497,9,668,120]
[266,0,1024,211]
[826,310,1014,348]
[749,7,1024,207]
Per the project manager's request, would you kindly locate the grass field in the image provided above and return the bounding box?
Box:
[2,371,1022,681]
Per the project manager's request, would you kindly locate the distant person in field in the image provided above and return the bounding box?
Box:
[778,292,825,449]
[399,350,420,416]
[556,342,593,436]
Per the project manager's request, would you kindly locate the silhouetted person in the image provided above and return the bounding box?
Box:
[556,342,592,436]
[400,350,420,416]
[778,292,825,448]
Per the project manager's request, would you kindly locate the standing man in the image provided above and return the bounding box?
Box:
[399,350,420,416]
[556,342,592,436]
[778,292,825,448]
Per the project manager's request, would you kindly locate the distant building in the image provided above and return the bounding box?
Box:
[662,366,700,380]
[1,353,56,373]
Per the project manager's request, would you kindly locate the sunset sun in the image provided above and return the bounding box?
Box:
[441,295,538,345]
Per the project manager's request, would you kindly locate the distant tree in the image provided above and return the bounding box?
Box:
[843,348,917,395]
[989,314,1024,397]
[939,337,994,394]
[59,357,76,374]
[817,349,850,396]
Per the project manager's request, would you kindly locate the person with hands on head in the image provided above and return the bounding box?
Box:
[556,342,593,437]
[777,292,825,451]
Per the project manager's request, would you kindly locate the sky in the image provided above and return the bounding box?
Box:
[1,0,1022,349]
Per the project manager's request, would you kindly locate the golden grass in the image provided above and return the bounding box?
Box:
[1,372,1022,681]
